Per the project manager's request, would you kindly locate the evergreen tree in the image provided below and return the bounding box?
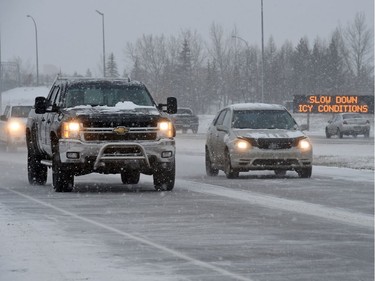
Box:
[106,53,119,78]
[85,68,92,78]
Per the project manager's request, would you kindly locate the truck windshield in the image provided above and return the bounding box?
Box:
[64,84,155,108]
[232,110,297,130]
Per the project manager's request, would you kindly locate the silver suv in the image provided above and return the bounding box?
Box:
[205,103,313,178]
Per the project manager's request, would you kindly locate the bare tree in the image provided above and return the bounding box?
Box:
[343,12,374,93]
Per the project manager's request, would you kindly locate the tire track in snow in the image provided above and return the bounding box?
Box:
[3,187,255,281]
[177,179,373,229]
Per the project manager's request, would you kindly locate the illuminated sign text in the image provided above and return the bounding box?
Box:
[293,95,374,114]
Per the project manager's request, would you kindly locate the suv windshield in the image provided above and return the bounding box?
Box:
[11,106,32,117]
[64,83,155,108]
[232,109,297,130]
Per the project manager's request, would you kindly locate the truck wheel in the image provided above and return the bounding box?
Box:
[27,146,47,185]
[297,167,312,178]
[52,146,74,192]
[325,128,331,138]
[274,169,287,177]
[153,162,175,191]
[121,169,140,184]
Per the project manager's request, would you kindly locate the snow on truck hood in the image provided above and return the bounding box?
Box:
[233,129,307,139]
[65,102,160,116]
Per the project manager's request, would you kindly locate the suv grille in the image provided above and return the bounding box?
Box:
[256,138,296,150]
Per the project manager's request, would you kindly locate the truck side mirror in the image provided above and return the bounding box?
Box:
[167,97,177,114]
[158,97,177,114]
[35,96,47,114]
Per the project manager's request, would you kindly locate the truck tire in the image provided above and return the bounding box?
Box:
[121,169,140,184]
[52,144,74,192]
[153,162,175,191]
[297,167,312,178]
[27,141,47,185]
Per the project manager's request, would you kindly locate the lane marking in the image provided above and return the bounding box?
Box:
[3,187,254,281]
[177,179,374,229]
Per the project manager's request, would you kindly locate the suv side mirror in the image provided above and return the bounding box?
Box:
[300,124,308,131]
[35,96,47,114]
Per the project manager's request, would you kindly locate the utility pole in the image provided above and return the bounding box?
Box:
[27,15,39,86]
[261,0,265,103]
[96,10,106,77]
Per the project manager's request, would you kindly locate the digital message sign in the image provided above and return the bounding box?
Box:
[293,95,374,114]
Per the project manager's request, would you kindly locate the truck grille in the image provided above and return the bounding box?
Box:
[82,127,157,141]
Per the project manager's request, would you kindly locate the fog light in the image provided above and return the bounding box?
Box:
[66,152,80,159]
[161,151,173,158]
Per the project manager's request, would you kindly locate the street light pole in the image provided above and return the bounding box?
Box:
[27,15,39,86]
[95,10,106,77]
[261,0,265,103]
[232,35,251,101]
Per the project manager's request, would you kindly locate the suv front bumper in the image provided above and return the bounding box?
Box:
[229,147,312,171]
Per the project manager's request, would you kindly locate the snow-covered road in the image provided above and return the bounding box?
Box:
[0,134,373,281]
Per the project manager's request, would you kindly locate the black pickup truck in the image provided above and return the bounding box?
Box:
[171,107,199,134]
[26,77,177,192]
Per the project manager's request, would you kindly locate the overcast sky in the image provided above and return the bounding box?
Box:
[0,0,373,76]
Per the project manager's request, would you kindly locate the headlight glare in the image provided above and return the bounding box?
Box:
[236,139,251,150]
[8,121,22,132]
[62,121,82,139]
[298,139,311,151]
[157,121,174,138]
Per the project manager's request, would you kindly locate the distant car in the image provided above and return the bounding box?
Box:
[171,107,199,134]
[325,113,370,138]
[205,103,313,178]
[0,105,32,151]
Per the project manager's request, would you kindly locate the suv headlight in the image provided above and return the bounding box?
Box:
[298,138,312,151]
[235,139,251,151]
[157,120,174,139]
[62,121,82,139]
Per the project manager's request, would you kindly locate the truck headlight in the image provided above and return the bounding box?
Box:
[298,138,312,151]
[157,121,174,138]
[62,121,82,139]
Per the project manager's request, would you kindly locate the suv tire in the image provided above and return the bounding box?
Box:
[224,150,239,179]
[205,148,219,176]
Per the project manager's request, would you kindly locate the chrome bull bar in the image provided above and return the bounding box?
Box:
[94,143,151,170]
